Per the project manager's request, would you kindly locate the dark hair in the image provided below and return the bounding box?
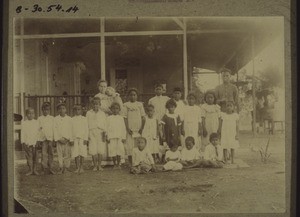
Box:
[110,102,121,110]
[25,107,35,115]
[154,83,164,89]
[187,92,197,100]
[92,97,101,104]
[41,102,51,110]
[185,136,195,144]
[127,88,138,96]
[219,67,232,75]
[97,80,107,86]
[136,136,147,144]
[56,103,66,110]
[146,104,155,111]
[209,133,219,142]
[73,104,82,110]
[165,99,177,109]
[173,87,182,93]
[204,90,217,104]
[226,101,235,106]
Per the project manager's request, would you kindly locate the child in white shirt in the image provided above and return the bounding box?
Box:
[107,102,126,169]
[21,108,40,176]
[86,97,107,171]
[204,133,223,162]
[172,87,186,119]
[142,104,160,163]
[180,136,201,167]
[38,102,55,175]
[163,144,183,171]
[71,104,89,174]
[130,137,155,174]
[54,103,73,174]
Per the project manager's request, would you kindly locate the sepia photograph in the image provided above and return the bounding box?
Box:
[10,16,288,214]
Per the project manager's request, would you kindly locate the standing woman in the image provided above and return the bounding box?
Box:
[94,80,124,165]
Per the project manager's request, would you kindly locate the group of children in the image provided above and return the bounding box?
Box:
[21,83,239,176]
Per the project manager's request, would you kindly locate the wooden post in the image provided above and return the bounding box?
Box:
[236,56,240,113]
[251,35,257,137]
[100,18,106,80]
[183,18,188,98]
[20,18,25,117]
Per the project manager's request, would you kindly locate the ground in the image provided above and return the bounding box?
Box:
[14,131,286,214]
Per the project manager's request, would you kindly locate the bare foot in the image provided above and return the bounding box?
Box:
[33,170,39,175]
[57,168,63,175]
[98,166,104,171]
[74,168,79,173]
[49,169,56,175]
[79,168,84,174]
[92,166,98,171]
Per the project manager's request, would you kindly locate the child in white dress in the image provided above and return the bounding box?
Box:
[142,104,160,163]
[38,102,55,175]
[107,102,126,169]
[86,97,107,171]
[180,137,201,167]
[163,144,183,171]
[220,101,239,164]
[202,90,221,147]
[21,108,40,176]
[54,103,73,174]
[123,88,146,166]
[181,93,203,150]
[130,137,155,174]
[71,104,88,174]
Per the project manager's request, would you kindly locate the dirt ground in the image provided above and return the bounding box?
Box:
[14,131,286,214]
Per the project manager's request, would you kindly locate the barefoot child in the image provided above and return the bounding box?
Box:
[130,137,155,174]
[123,88,146,166]
[21,108,40,176]
[163,143,183,171]
[142,104,160,163]
[201,91,221,147]
[219,101,239,164]
[54,103,73,174]
[86,97,107,171]
[160,99,182,162]
[181,93,203,150]
[71,104,88,174]
[38,102,55,175]
[107,102,126,169]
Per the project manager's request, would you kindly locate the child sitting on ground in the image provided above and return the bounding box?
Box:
[130,137,156,174]
[106,102,126,169]
[163,143,183,171]
[21,108,40,176]
[180,136,201,167]
[204,133,223,162]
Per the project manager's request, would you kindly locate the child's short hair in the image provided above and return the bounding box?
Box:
[146,104,155,111]
[173,87,182,93]
[73,104,82,110]
[185,136,195,144]
[91,97,101,104]
[165,99,177,109]
[187,92,197,100]
[110,102,121,110]
[204,90,217,104]
[127,88,138,96]
[136,136,147,144]
[97,79,107,86]
[220,68,232,75]
[25,107,35,115]
[226,100,235,106]
[56,103,66,110]
[41,102,51,110]
[209,133,219,142]
[154,83,164,89]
